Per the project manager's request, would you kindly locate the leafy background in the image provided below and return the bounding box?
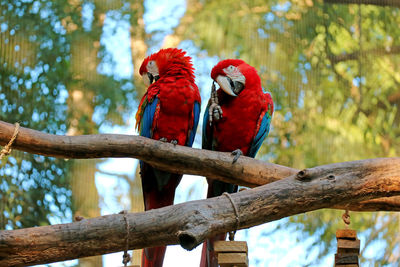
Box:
[0,0,399,266]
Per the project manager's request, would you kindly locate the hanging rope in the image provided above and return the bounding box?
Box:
[222,192,240,241]
[119,210,131,267]
[0,122,20,160]
[342,209,350,227]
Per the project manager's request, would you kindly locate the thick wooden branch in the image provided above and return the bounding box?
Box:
[1,120,400,211]
[1,158,400,266]
[324,0,400,7]
[0,120,295,187]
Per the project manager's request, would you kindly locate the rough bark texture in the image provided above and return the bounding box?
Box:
[324,0,400,7]
[0,120,400,211]
[1,158,400,266]
[0,120,295,187]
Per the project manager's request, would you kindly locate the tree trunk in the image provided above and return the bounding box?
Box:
[66,3,106,266]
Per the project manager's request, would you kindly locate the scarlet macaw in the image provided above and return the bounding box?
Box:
[200,59,274,267]
[135,48,201,267]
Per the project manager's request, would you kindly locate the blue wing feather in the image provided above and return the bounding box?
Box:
[202,103,212,150]
[187,101,201,147]
[248,112,272,158]
[139,97,159,138]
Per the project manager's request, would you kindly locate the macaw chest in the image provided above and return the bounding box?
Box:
[158,83,194,115]
[213,103,260,154]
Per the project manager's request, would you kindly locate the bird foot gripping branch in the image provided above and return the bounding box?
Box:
[231,149,243,164]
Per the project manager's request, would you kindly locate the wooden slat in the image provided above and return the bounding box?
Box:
[336,229,357,240]
[337,239,360,254]
[335,253,359,264]
[214,241,248,253]
[218,253,248,267]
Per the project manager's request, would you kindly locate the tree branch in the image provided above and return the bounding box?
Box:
[1,120,400,211]
[1,157,400,266]
[324,0,400,8]
[328,46,400,64]
[0,120,295,187]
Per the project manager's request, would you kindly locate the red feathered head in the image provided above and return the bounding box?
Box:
[139,48,195,86]
[211,59,261,96]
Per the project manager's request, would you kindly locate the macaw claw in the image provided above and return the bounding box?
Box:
[209,81,223,125]
[231,149,243,164]
[159,137,168,142]
[209,103,223,123]
[171,140,178,146]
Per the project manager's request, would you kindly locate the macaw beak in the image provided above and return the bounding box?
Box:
[142,73,160,87]
[215,75,244,96]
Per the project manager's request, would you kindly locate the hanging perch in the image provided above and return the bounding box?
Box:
[215,241,248,267]
[335,229,360,266]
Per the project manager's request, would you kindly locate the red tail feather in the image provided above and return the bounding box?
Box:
[142,246,167,267]
[199,234,227,267]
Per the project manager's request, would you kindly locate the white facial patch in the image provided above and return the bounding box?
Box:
[223,65,246,85]
[147,60,159,76]
[142,74,150,87]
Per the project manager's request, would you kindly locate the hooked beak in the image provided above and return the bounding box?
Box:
[147,73,160,84]
[215,75,244,96]
[143,73,160,86]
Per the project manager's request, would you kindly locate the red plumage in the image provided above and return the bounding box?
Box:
[200,59,273,267]
[136,48,201,267]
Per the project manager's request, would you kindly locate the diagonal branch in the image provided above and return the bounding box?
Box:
[0,120,296,187]
[0,120,400,211]
[324,0,400,8]
[329,45,400,64]
[1,157,400,266]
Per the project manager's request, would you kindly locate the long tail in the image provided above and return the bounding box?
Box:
[140,162,182,267]
[199,179,238,267]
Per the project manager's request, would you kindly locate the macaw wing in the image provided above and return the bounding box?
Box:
[137,94,172,192]
[248,110,272,158]
[138,96,160,138]
[202,102,213,150]
[187,101,201,147]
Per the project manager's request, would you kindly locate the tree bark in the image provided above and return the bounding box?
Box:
[1,120,400,211]
[324,0,400,7]
[1,157,400,266]
[0,120,295,187]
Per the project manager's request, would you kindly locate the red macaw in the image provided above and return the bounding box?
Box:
[135,48,201,267]
[200,59,274,267]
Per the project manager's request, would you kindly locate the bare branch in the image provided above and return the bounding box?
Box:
[1,120,400,212]
[0,120,295,188]
[1,157,400,266]
[329,46,400,64]
[324,0,400,8]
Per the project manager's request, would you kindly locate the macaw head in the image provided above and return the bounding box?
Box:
[211,59,261,97]
[139,48,195,86]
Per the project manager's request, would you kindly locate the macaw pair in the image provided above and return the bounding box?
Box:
[135,48,274,267]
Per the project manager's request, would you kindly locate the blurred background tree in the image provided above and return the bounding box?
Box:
[0,0,399,266]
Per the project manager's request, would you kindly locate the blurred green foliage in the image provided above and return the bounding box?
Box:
[0,0,134,229]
